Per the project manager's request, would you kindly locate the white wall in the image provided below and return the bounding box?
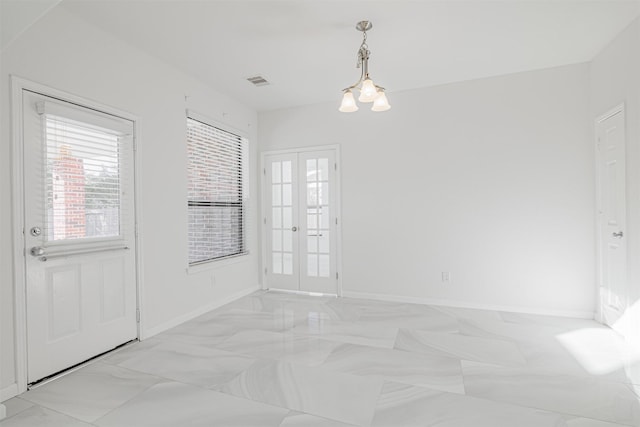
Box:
[590,17,640,344]
[0,6,260,394]
[259,63,594,317]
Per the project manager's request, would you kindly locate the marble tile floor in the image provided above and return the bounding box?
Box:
[2,290,640,426]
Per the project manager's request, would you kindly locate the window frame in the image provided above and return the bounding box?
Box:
[186,111,249,266]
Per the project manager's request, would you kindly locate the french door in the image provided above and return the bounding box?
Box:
[22,90,138,384]
[263,149,339,295]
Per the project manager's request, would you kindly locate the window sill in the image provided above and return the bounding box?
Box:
[186,252,250,275]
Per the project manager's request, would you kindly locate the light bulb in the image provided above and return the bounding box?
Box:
[371,90,391,112]
[339,90,358,112]
[358,79,378,102]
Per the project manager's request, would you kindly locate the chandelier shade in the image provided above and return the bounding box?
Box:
[358,79,378,103]
[339,90,359,112]
[371,90,391,112]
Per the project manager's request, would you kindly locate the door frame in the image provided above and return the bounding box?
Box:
[10,76,144,393]
[594,103,626,325]
[260,145,343,296]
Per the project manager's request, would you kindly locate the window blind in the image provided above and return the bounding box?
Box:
[38,100,133,243]
[187,116,248,264]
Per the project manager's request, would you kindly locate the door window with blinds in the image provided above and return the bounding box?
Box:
[187,114,248,264]
[36,98,133,245]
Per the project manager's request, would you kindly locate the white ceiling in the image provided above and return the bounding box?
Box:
[21,1,640,111]
[1,0,62,52]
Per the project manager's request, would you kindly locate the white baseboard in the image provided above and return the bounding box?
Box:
[1,383,18,402]
[141,285,260,339]
[341,291,595,320]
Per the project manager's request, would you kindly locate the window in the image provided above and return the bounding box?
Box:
[187,115,248,264]
[38,99,133,244]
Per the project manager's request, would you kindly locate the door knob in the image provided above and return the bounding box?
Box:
[30,246,45,256]
[612,231,624,238]
[292,226,298,232]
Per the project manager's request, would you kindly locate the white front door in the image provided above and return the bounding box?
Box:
[264,149,339,295]
[596,106,627,327]
[22,90,138,384]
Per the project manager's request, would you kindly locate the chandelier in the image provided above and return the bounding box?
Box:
[339,21,391,113]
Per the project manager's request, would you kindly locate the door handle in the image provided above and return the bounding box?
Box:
[292,226,298,232]
[612,231,624,238]
[30,246,45,257]
[36,245,129,261]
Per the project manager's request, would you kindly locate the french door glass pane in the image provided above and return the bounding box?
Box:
[307,159,317,178]
[319,234,329,254]
[282,184,292,206]
[282,230,293,252]
[283,253,293,275]
[307,212,317,229]
[318,158,329,181]
[272,185,282,206]
[319,183,329,205]
[308,254,318,277]
[272,162,281,183]
[273,252,282,274]
[320,206,330,229]
[282,161,292,183]
[307,183,317,205]
[307,235,318,253]
[272,207,282,228]
[272,230,282,251]
[319,254,330,277]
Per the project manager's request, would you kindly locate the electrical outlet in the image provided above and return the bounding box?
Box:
[441,272,451,283]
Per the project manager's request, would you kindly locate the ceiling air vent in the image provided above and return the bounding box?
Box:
[246,75,270,87]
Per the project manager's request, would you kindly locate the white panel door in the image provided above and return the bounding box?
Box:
[264,149,338,295]
[22,90,138,384]
[596,108,627,327]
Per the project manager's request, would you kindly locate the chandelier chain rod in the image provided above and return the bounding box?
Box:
[341,31,370,92]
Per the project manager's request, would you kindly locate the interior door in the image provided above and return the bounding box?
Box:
[22,90,138,384]
[264,149,338,295]
[596,107,627,327]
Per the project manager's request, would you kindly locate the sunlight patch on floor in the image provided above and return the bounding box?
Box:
[556,327,640,376]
